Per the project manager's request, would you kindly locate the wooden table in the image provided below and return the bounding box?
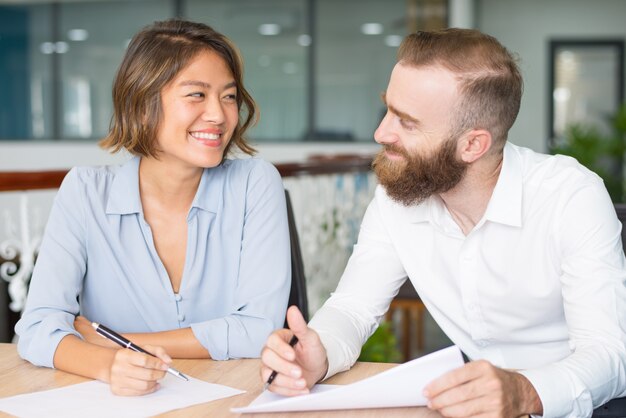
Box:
[0,343,441,417]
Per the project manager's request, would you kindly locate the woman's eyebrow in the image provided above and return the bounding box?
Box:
[178,80,237,89]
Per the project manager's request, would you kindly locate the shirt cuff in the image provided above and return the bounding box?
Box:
[191,319,228,360]
[309,306,363,380]
[518,365,592,418]
[315,329,353,380]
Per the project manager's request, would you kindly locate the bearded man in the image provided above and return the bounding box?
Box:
[260,28,626,418]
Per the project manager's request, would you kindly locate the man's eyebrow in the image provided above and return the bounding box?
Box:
[178,80,237,89]
[380,91,420,124]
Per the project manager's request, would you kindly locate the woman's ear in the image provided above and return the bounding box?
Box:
[458,129,492,163]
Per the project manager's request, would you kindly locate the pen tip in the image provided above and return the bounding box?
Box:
[263,382,270,392]
[181,373,189,381]
[91,322,98,329]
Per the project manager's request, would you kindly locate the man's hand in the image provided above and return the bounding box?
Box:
[260,306,329,396]
[424,360,543,417]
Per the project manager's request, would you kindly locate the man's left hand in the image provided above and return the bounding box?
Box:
[423,360,543,417]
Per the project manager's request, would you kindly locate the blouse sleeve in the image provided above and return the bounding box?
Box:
[15,168,86,367]
[190,160,291,359]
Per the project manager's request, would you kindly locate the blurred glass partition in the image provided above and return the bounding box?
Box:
[0,3,53,139]
[315,0,407,142]
[57,0,171,139]
[0,0,448,142]
[187,0,309,142]
[549,40,624,143]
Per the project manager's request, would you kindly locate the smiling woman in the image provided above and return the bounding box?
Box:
[14,19,291,398]
[155,50,240,170]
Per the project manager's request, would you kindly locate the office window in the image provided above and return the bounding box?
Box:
[57,1,170,139]
[0,0,447,142]
[0,4,53,139]
[315,0,406,142]
[187,0,308,142]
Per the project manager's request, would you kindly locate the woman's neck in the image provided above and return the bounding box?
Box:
[138,157,203,213]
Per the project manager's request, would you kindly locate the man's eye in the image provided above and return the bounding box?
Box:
[400,119,416,130]
[188,92,205,98]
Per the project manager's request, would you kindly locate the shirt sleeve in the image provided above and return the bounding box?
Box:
[518,180,626,418]
[309,187,408,378]
[190,160,291,359]
[15,168,86,368]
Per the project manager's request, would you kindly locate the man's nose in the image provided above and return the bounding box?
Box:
[374,112,398,145]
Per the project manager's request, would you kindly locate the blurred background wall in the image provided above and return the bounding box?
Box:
[2,0,623,168]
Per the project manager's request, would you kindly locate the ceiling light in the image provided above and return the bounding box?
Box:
[385,35,403,47]
[258,24,281,36]
[40,42,55,54]
[361,23,383,35]
[67,29,88,41]
[297,34,311,47]
[55,41,69,54]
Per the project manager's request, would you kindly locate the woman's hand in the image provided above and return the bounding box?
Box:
[108,345,171,396]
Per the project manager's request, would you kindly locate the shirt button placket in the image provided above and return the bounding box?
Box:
[174,293,184,324]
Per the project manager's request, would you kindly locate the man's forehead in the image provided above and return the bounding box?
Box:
[386,63,459,104]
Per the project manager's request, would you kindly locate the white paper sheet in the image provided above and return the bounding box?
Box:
[232,345,464,414]
[0,374,245,418]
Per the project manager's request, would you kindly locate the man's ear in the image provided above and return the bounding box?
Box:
[458,129,492,163]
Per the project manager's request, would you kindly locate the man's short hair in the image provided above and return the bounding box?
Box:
[398,28,523,149]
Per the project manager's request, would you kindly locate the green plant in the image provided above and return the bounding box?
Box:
[358,321,403,363]
[551,104,626,202]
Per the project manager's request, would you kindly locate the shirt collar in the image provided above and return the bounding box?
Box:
[406,142,523,227]
[483,142,523,227]
[106,156,221,215]
[106,156,142,215]
[189,165,221,214]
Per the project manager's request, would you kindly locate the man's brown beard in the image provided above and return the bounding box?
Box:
[372,137,468,206]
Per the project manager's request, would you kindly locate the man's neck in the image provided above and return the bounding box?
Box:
[439,154,503,236]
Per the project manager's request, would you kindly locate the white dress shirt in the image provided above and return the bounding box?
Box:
[309,143,626,418]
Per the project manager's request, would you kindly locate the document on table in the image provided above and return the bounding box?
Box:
[232,345,464,414]
[0,374,244,418]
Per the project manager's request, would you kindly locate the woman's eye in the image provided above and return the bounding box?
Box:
[188,92,205,98]
[223,94,237,102]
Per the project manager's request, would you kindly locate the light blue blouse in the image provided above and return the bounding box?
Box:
[15,157,291,367]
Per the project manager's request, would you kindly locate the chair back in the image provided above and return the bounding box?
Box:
[285,190,309,326]
[614,204,626,254]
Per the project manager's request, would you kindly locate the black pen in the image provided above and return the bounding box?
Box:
[91,322,189,381]
[264,334,299,391]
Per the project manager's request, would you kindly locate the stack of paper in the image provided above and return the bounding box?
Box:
[233,345,464,414]
[0,375,244,418]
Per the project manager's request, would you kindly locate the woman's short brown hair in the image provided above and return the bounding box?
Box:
[100,19,257,158]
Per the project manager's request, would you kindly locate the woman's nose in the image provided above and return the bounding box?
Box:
[202,97,225,124]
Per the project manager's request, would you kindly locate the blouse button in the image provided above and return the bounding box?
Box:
[177,313,185,322]
[175,293,182,302]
